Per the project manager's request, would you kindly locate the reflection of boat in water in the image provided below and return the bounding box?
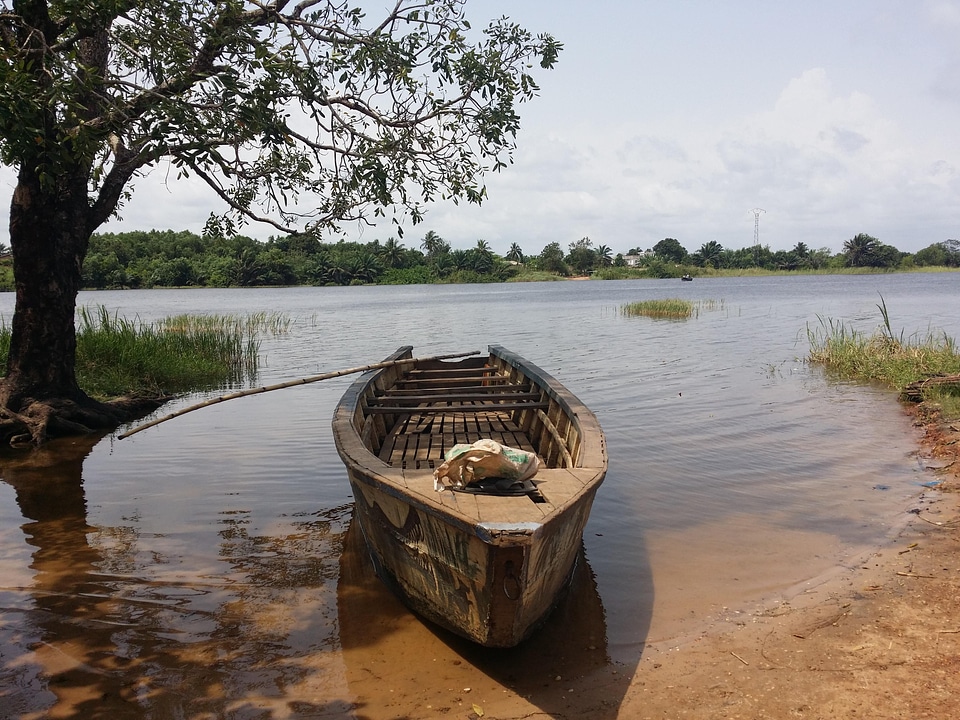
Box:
[337,513,614,717]
[332,345,607,647]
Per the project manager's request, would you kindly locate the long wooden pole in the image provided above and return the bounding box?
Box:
[118,350,480,439]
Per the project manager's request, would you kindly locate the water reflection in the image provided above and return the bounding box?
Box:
[2,436,115,717]
[338,517,643,719]
[0,440,355,718]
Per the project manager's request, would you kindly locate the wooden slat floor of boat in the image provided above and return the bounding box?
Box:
[379,407,537,470]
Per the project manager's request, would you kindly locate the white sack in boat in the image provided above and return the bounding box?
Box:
[433,439,541,492]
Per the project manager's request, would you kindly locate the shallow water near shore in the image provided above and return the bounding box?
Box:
[1,273,957,718]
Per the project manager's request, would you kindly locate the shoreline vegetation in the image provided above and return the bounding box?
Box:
[1,230,957,291]
[807,298,960,433]
[0,307,288,398]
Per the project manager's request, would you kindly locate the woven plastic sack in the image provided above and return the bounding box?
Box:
[433,439,541,492]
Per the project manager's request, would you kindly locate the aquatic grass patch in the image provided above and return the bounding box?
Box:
[807,318,960,386]
[621,298,694,319]
[74,307,262,397]
[0,306,287,399]
[806,299,960,406]
[620,298,723,320]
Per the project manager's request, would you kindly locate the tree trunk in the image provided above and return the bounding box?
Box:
[2,166,91,410]
[0,166,164,446]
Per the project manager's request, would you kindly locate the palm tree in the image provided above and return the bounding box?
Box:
[431,253,453,278]
[472,239,494,273]
[698,240,724,269]
[843,233,879,267]
[420,230,449,258]
[596,244,612,267]
[326,258,349,285]
[380,237,405,269]
[506,242,524,263]
[470,250,494,274]
[347,252,382,283]
[450,249,472,271]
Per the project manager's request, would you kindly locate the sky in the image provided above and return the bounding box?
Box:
[2,0,959,257]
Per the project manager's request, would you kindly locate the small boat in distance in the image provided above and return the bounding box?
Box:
[332,345,607,647]
[681,274,693,281]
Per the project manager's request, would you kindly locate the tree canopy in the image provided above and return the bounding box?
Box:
[1,0,561,234]
[0,0,561,445]
[652,238,686,264]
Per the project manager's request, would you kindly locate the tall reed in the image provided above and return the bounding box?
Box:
[0,307,288,398]
[806,298,960,397]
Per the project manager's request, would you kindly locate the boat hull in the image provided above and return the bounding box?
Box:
[346,462,598,647]
[332,345,606,647]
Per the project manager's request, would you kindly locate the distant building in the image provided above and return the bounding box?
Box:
[623,252,651,267]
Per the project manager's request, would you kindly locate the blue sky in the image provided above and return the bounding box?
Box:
[2,0,958,257]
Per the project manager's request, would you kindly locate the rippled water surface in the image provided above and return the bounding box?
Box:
[1,273,957,718]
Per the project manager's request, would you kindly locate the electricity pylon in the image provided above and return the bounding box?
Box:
[750,208,765,265]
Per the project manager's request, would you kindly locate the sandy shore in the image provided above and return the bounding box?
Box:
[597,406,960,719]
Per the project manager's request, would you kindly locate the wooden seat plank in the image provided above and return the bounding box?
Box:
[382,384,532,397]
[370,391,541,406]
[405,366,493,376]
[365,401,548,415]
[395,376,512,387]
[527,468,590,509]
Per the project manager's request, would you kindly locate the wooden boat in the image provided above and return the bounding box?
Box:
[332,345,607,647]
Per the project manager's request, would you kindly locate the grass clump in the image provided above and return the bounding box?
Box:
[622,298,695,319]
[807,297,960,418]
[807,317,960,386]
[621,298,722,320]
[0,306,289,398]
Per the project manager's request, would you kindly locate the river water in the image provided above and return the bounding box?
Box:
[0,273,957,718]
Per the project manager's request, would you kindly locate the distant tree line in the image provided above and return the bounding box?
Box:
[41,230,960,290]
[615,234,959,277]
[78,230,522,289]
[76,230,638,288]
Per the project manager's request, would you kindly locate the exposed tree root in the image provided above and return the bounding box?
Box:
[0,394,170,449]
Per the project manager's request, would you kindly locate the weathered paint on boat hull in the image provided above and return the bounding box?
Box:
[345,465,598,647]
